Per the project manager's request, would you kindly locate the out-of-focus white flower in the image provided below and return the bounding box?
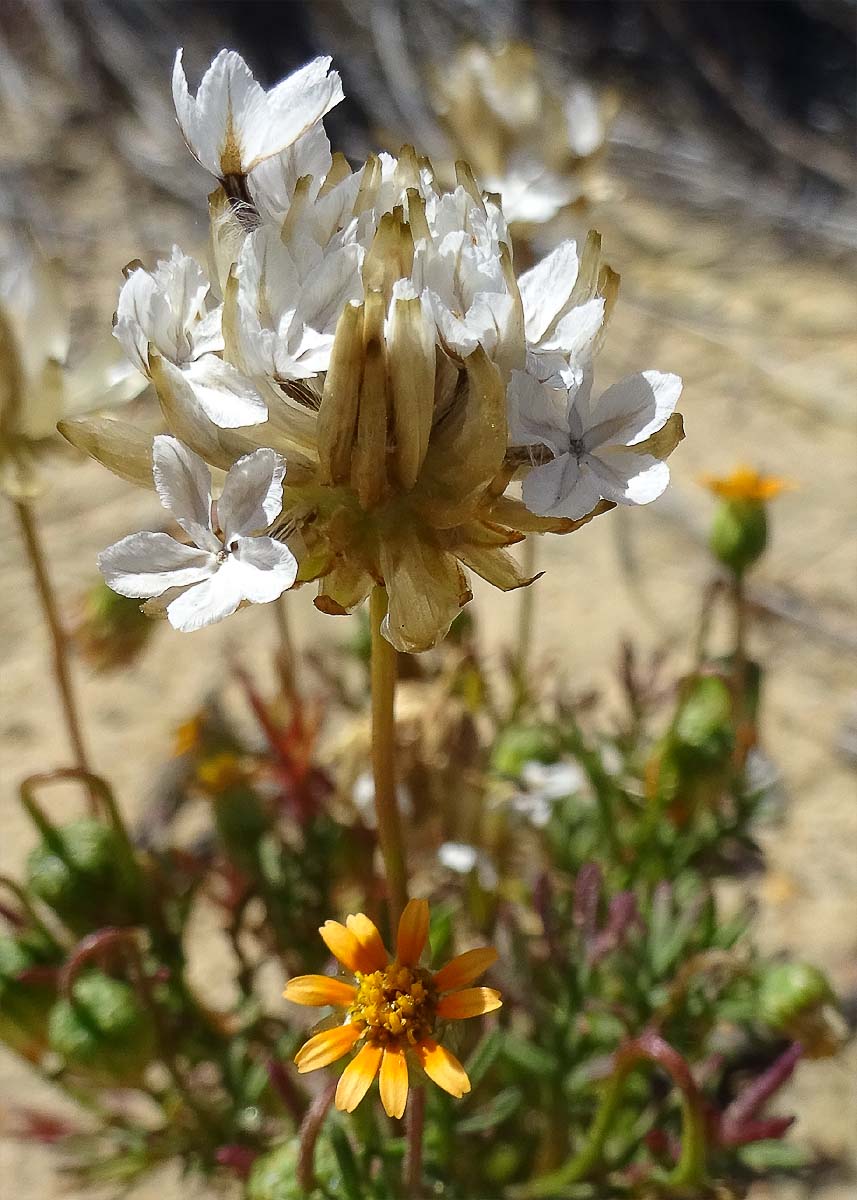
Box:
[485,161,577,227]
[511,759,587,827]
[115,247,266,428]
[438,841,498,889]
[98,436,296,632]
[430,43,612,230]
[352,771,413,828]
[510,368,683,520]
[564,85,605,159]
[0,233,146,498]
[172,49,343,182]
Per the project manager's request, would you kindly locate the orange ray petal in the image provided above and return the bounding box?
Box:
[319,921,365,973]
[437,987,502,1020]
[396,898,430,967]
[345,912,389,972]
[335,1041,383,1113]
[283,975,357,1007]
[379,1046,409,1119]
[295,1024,361,1073]
[433,946,498,993]
[416,1038,471,1099]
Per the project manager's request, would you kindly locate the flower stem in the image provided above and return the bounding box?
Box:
[514,535,538,708]
[405,1086,425,1197]
[369,586,408,929]
[272,592,298,704]
[15,500,94,804]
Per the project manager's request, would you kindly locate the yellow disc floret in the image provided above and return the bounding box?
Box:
[349,964,438,1047]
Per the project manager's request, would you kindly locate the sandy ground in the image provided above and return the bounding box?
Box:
[1,121,856,1197]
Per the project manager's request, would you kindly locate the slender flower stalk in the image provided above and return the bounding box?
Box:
[405,1085,426,1198]
[514,534,539,704]
[369,586,409,926]
[272,592,298,703]
[15,500,94,803]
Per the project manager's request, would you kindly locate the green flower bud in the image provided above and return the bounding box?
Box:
[758,961,843,1057]
[0,934,58,1058]
[491,725,558,778]
[672,675,735,772]
[709,498,768,576]
[26,819,140,933]
[48,970,156,1083]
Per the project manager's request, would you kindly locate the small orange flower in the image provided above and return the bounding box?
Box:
[284,899,501,1118]
[700,465,793,502]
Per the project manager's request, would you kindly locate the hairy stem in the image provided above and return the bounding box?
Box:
[369,587,408,928]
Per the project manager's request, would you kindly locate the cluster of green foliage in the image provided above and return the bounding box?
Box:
[0,525,843,1198]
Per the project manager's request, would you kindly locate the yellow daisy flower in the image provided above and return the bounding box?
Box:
[701,465,792,502]
[284,898,501,1118]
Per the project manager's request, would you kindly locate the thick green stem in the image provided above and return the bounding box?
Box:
[15,501,95,807]
[369,587,408,928]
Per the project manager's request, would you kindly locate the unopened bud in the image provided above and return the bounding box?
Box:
[48,970,155,1083]
[26,820,140,934]
[758,962,845,1058]
[710,498,768,576]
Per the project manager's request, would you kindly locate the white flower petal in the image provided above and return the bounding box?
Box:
[182,355,268,428]
[217,449,286,538]
[243,56,343,173]
[540,297,605,360]
[98,531,215,598]
[507,369,570,454]
[114,250,214,371]
[248,121,332,221]
[152,435,219,550]
[522,453,604,520]
[517,240,580,344]
[226,536,298,601]
[173,49,343,179]
[114,270,156,375]
[584,371,682,451]
[165,571,245,632]
[564,84,605,158]
[587,448,671,506]
[295,243,363,334]
[173,48,266,176]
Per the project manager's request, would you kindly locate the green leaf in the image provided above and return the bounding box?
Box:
[457,1086,522,1133]
[465,1026,504,1087]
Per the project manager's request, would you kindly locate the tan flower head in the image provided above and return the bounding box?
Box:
[61,48,683,649]
[284,898,501,1118]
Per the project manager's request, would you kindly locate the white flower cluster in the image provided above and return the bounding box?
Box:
[96,49,681,632]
